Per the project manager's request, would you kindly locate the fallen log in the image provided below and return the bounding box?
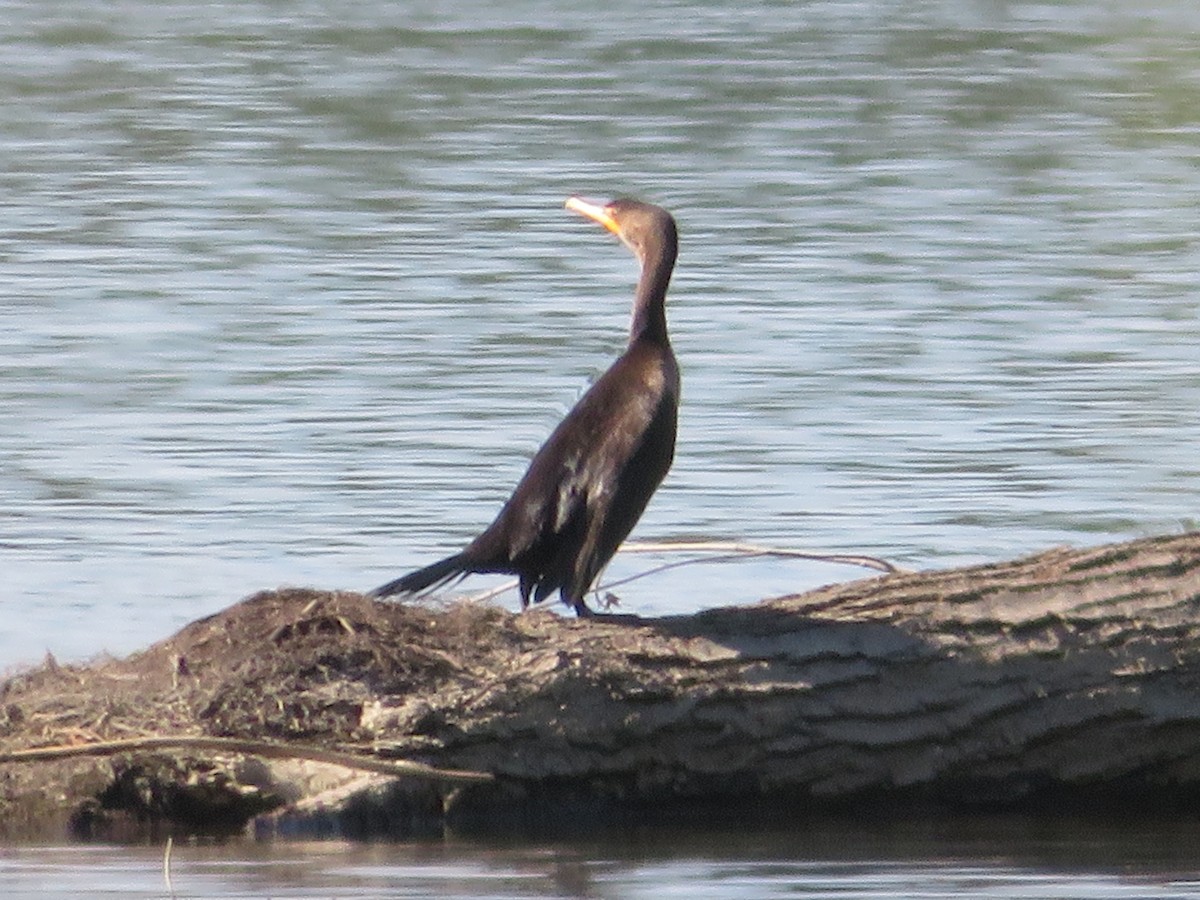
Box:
[3,530,1200,840]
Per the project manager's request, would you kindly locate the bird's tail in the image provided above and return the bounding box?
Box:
[369,552,472,599]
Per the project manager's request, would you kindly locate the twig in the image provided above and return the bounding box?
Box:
[461,579,520,604]
[617,540,901,573]
[163,835,175,900]
[0,736,492,785]
[597,552,777,592]
[454,540,901,604]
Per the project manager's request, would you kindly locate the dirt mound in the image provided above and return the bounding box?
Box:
[0,589,526,839]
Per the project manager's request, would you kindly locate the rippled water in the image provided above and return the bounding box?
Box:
[6,819,1200,899]
[4,2,1200,671]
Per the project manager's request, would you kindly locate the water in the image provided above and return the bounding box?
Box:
[3,3,1200,888]
[5,819,1200,898]
[5,1,1200,664]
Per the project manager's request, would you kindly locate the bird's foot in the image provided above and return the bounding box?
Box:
[571,592,619,616]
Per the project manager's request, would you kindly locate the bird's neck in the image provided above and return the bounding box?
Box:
[628,249,675,346]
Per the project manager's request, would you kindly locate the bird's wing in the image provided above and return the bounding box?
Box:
[471,347,671,567]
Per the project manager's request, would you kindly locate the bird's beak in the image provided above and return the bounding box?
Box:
[565,196,621,237]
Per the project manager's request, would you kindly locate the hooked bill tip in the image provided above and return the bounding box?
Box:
[564,196,620,235]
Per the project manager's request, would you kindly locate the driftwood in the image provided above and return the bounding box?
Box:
[3,531,1200,840]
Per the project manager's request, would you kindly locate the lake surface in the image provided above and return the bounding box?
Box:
[6,817,1200,899]
[8,0,1200,668]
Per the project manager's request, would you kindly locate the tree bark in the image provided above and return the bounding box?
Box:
[4,531,1200,839]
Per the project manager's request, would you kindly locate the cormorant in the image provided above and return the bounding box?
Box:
[371,197,680,616]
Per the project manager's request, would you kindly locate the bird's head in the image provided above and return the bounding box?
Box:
[565,196,678,267]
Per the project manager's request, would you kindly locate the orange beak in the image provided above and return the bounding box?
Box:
[565,196,621,237]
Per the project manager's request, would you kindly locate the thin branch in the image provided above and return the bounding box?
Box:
[163,836,176,900]
[453,540,901,604]
[596,552,777,593]
[0,736,493,785]
[617,540,902,573]
[461,579,520,604]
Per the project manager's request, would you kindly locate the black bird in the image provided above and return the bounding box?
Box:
[371,197,680,616]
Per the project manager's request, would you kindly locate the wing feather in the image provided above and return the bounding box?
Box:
[465,342,675,603]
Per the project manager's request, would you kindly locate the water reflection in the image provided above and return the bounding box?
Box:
[6,816,1200,898]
